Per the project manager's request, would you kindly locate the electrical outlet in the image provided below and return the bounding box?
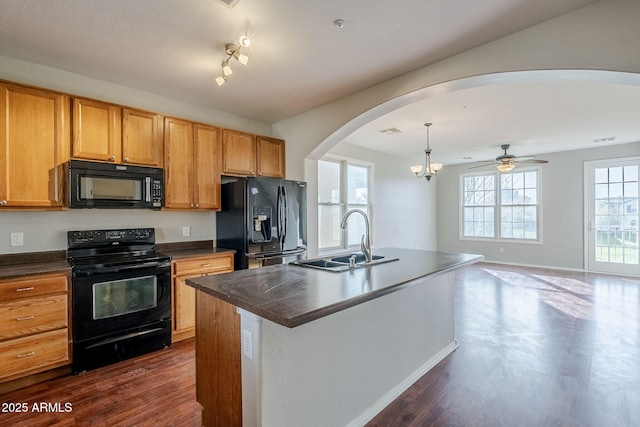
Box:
[10,232,24,247]
[499,247,504,253]
[243,329,253,360]
[182,226,191,237]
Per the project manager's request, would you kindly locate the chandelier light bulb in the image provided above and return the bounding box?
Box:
[239,35,251,47]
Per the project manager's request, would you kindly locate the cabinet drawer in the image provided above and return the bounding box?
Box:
[0,274,68,301]
[173,255,233,276]
[0,295,68,340]
[0,329,69,380]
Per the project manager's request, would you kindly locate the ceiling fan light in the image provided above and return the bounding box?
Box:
[497,163,515,172]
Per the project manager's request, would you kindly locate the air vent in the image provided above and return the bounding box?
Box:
[378,127,402,135]
[593,136,616,143]
[216,0,239,8]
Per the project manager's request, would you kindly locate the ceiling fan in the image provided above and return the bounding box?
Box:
[470,144,549,172]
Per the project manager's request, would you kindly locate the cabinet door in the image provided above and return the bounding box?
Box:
[175,275,197,331]
[194,124,221,210]
[0,84,69,208]
[257,136,285,178]
[72,98,121,162]
[122,108,162,166]
[164,117,194,209]
[222,129,256,176]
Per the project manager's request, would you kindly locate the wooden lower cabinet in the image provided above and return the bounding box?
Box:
[0,273,71,384]
[171,252,234,342]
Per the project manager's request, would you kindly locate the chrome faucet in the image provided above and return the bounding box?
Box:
[340,209,372,263]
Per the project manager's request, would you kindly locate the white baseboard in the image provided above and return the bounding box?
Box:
[346,339,459,427]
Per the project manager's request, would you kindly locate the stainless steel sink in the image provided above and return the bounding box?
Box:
[291,258,351,272]
[330,254,385,264]
[291,253,399,272]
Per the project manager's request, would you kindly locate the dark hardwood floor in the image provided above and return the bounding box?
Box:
[0,338,201,427]
[368,263,640,427]
[1,263,638,426]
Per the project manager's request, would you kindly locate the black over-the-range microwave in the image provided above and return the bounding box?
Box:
[68,160,164,209]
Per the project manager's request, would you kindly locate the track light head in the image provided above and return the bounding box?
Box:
[215,75,227,86]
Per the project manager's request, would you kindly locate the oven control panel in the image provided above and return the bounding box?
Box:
[68,228,155,247]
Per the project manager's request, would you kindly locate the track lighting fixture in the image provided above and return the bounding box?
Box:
[215,35,251,86]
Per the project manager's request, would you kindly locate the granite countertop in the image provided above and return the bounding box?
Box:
[0,242,236,281]
[186,248,483,328]
[156,241,235,260]
[0,251,70,280]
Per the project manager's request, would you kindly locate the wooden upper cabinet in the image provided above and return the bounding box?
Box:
[72,98,121,162]
[72,101,161,167]
[222,129,256,176]
[222,130,286,178]
[257,136,285,178]
[194,124,221,210]
[164,118,194,209]
[0,84,70,208]
[164,117,221,210]
[122,108,162,167]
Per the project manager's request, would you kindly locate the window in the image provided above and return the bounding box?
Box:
[318,158,372,250]
[462,169,540,241]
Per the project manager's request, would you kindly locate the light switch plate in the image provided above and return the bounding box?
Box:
[182,226,191,237]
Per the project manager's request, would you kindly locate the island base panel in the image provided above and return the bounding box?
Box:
[195,291,242,427]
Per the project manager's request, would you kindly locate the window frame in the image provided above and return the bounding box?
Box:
[459,167,543,244]
[318,156,373,253]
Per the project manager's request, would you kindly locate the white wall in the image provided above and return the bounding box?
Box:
[0,210,216,254]
[325,143,436,253]
[436,142,640,270]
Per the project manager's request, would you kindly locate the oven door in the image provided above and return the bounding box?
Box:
[72,263,171,342]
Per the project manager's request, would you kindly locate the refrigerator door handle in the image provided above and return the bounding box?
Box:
[276,186,283,246]
[281,185,288,245]
[247,248,307,260]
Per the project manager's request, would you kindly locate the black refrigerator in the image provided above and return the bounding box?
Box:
[217,176,307,270]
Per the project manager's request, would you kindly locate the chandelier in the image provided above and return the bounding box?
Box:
[215,35,251,86]
[410,123,443,181]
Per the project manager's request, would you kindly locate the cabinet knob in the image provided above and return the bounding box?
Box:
[107,155,116,162]
[195,203,199,208]
[0,200,7,205]
[190,203,194,208]
[123,157,130,162]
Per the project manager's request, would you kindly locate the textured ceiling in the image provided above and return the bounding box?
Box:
[1,0,637,163]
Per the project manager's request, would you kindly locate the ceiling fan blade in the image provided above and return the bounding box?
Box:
[468,162,498,169]
[516,159,549,164]
[512,155,537,161]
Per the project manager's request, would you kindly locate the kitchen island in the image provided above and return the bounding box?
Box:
[187,248,482,427]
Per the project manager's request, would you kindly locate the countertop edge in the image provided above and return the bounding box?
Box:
[188,251,484,328]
